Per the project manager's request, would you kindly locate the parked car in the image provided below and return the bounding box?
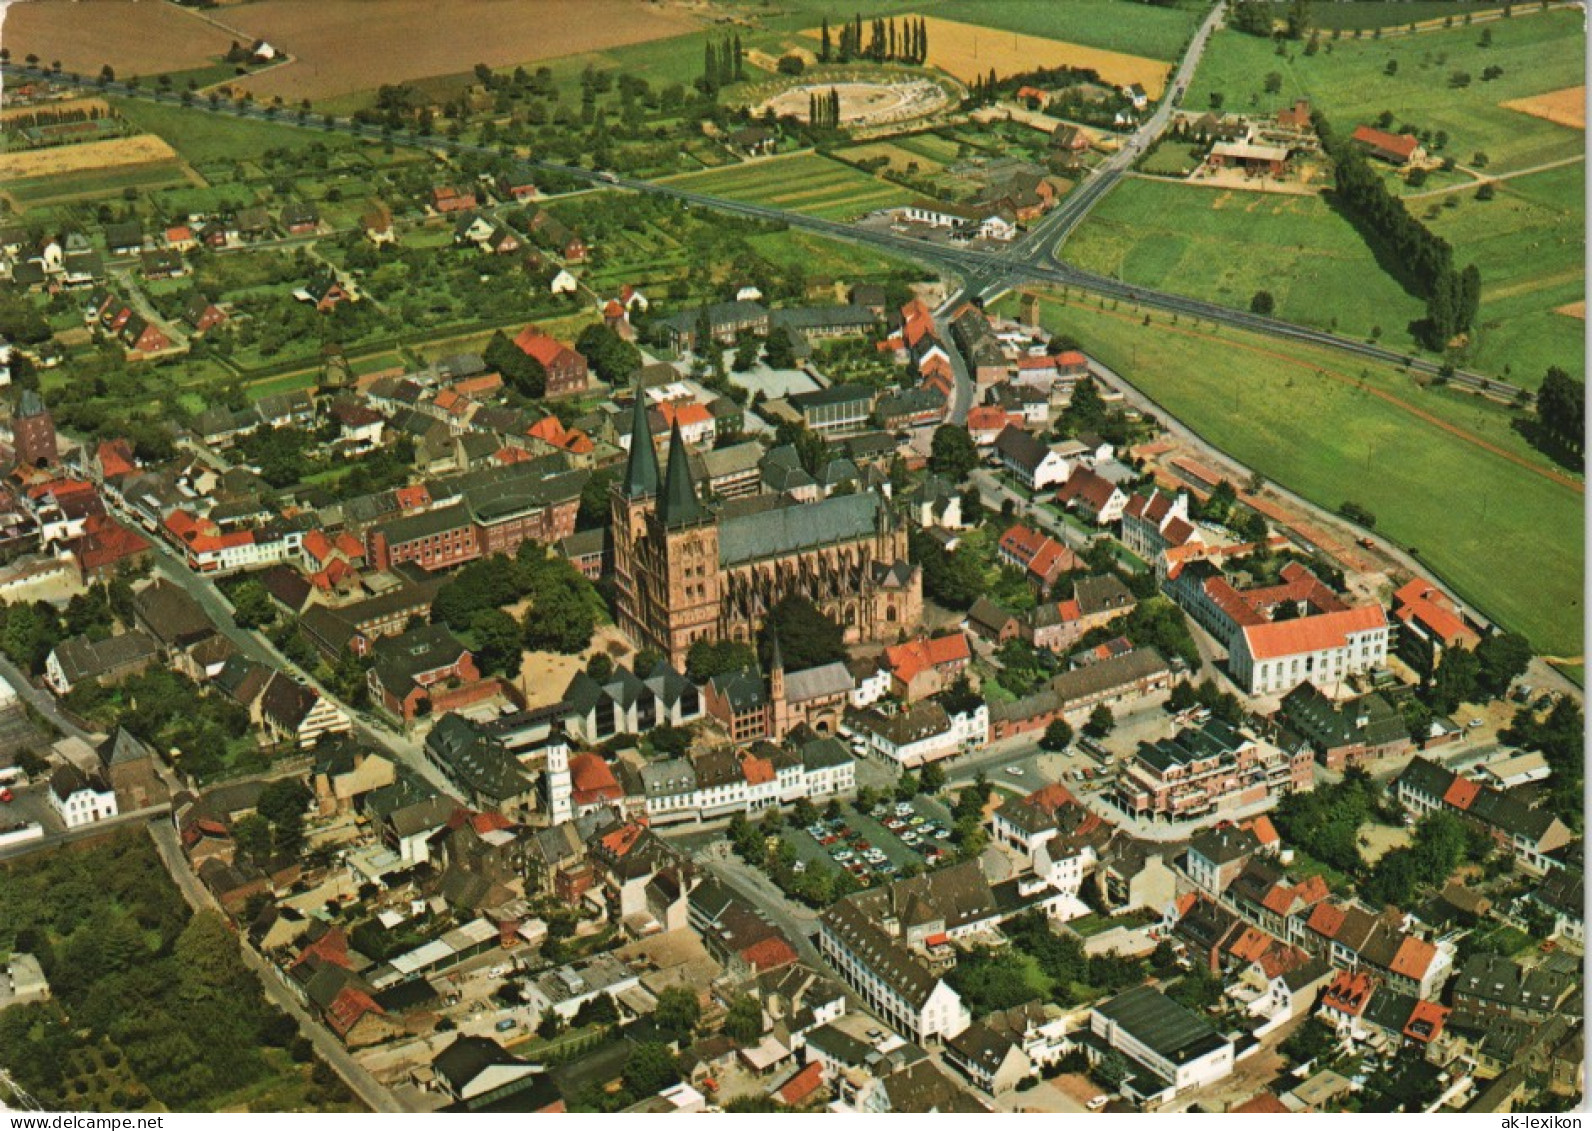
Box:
[1005,766,1025,777]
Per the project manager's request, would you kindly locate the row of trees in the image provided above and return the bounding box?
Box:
[807,87,844,130]
[1531,365,1585,469]
[700,35,746,95]
[1317,113,1481,348]
[818,15,930,65]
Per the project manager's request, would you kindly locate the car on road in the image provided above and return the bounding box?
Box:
[1087,1095,1110,1111]
[0,788,12,803]
[1005,766,1025,777]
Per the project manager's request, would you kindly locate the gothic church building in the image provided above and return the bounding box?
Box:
[611,394,921,668]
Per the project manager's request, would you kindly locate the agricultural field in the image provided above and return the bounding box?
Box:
[114,98,364,166]
[1,1,236,80]
[216,0,694,104]
[1501,85,1586,130]
[1309,2,1517,30]
[1184,7,1585,174]
[0,133,179,182]
[1064,178,1429,358]
[932,0,1203,63]
[1004,292,1584,660]
[656,152,913,221]
[800,14,1173,95]
[1422,161,1585,383]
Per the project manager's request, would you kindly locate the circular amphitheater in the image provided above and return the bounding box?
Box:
[757,76,950,128]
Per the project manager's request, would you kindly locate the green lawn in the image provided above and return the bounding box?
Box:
[1311,2,1513,29]
[114,97,363,165]
[1004,292,1584,659]
[1066,177,1428,353]
[656,152,913,220]
[1185,9,1584,175]
[6,163,193,208]
[933,0,1202,62]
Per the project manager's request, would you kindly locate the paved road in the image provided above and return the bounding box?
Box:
[0,651,95,743]
[147,820,406,1112]
[0,802,171,862]
[125,520,458,799]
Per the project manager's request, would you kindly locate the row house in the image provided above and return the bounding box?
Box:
[163,508,304,574]
[1391,577,1482,678]
[1026,573,1135,653]
[844,700,986,767]
[1393,757,1576,875]
[1271,681,1411,771]
[882,633,971,702]
[629,736,856,826]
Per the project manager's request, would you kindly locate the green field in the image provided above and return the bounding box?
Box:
[933,0,1202,62]
[6,162,194,208]
[657,152,913,220]
[115,97,363,165]
[1185,8,1584,174]
[1003,292,1584,659]
[1065,177,1429,356]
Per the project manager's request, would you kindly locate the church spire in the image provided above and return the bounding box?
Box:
[621,382,660,499]
[658,419,708,528]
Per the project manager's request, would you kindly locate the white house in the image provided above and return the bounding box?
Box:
[818,901,972,1044]
[1088,986,1234,1104]
[550,268,579,295]
[49,764,118,829]
[1230,606,1390,695]
[845,702,961,767]
[848,660,892,708]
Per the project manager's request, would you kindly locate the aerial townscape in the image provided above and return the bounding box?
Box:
[0,0,1582,1117]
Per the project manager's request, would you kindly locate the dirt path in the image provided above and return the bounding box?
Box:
[1045,291,1585,495]
[1404,153,1586,199]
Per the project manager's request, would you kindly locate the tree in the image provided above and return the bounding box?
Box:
[1040,718,1074,751]
[623,1042,680,1097]
[520,554,599,654]
[761,595,846,671]
[919,761,947,794]
[1474,632,1531,699]
[1250,290,1276,316]
[764,326,798,369]
[1535,366,1585,462]
[1428,645,1480,712]
[928,424,979,482]
[483,330,545,397]
[471,608,525,677]
[722,994,763,1044]
[686,638,757,681]
[1084,704,1114,739]
[652,986,702,1041]
[575,322,642,383]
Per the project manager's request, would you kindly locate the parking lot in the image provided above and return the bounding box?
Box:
[786,796,957,888]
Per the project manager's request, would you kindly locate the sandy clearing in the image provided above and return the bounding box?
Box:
[1501,85,1586,131]
[0,133,178,180]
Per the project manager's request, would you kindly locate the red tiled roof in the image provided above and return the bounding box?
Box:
[570,752,622,804]
[451,373,504,398]
[599,822,646,857]
[1322,969,1375,1016]
[293,927,352,970]
[1306,901,1347,939]
[742,754,775,786]
[659,400,713,428]
[1228,927,1273,964]
[1261,885,1298,915]
[1351,125,1420,159]
[1389,935,1438,981]
[394,484,431,511]
[777,1062,824,1106]
[96,439,137,479]
[966,405,1012,432]
[513,325,580,368]
[1442,776,1482,811]
[1245,815,1279,846]
[326,986,385,1036]
[1402,998,1449,1044]
[884,633,971,686]
[1241,605,1386,662]
[1055,466,1119,511]
[1232,1093,1289,1114]
[1392,578,1480,648]
[740,935,799,972]
[1293,874,1331,906]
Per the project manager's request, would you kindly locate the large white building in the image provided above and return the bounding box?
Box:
[844,701,986,767]
[1087,986,1234,1104]
[630,737,856,826]
[1231,606,1389,695]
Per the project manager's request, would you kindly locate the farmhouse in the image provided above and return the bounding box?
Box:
[1349,126,1426,167]
[1206,140,1290,177]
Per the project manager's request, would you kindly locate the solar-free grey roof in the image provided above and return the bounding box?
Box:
[719,491,879,566]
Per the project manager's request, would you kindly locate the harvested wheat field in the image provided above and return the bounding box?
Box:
[1501,85,1587,131]
[1,1,236,78]
[215,0,695,102]
[806,15,1169,98]
[0,134,178,181]
[1555,300,1586,320]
